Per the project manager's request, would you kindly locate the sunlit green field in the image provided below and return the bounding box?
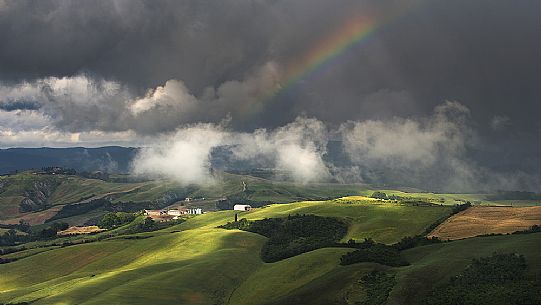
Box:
[175,198,452,243]
[358,189,487,204]
[243,199,452,243]
[0,197,452,304]
[1,196,540,305]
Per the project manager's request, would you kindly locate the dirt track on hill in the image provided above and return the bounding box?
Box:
[428,206,541,240]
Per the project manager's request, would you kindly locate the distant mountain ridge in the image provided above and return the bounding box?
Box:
[0,147,137,174]
[2,144,539,193]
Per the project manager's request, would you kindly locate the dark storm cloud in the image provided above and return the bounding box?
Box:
[1,0,540,132]
[263,0,541,133]
[0,0,280,91]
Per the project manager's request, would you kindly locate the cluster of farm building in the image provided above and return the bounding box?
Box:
[143,204,252,222]
[144,208,203,221]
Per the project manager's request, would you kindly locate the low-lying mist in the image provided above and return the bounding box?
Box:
[131,101,541,193]
[131,117,330,185]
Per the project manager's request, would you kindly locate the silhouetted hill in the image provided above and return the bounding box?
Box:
[0,147,137,174]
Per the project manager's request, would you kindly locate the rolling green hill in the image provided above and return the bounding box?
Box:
[0,198,453,304]
[3,171,539,227]
[211,199,452,243]
[2,175,541,304]
[388,232,541,305]
[1,197,541,304]
[0,171,369,226]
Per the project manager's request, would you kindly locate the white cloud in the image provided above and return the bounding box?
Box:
[341,101,470,168]
[0,62,282,139]
[130,79,197,115]
[130,116,330,185]
[232,116,330,183]
[131,123,227,185]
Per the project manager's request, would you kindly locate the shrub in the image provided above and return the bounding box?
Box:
[358,271,396,305]
[393,235,441,251]
[98,212,136,230]
[423,253,541,305]
[340,244,408,266]
[220,214,347,262]
[371,192,388,200]
[218,218,251,230]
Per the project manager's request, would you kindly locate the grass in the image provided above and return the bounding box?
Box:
[485,199,541,207]
[1,196,540,305]
[388,232,541,305]
[0,197,450,304]
[245,180,365,203]
[211,198,453,243]
[0,196,25,220]
[229,247,354,305]
[50,207,108,226]
[5,171,537,227]
[359,189,488,205]
[2,245,61,259]
[48,176,145,205]
[1,172,366,225]
[2,205,65,225]
[0,229,266,305]
[169,197,450,242]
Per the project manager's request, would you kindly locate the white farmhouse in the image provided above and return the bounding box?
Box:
[233,204,252,211]
[167,208,202,215]
[188,208,203,215]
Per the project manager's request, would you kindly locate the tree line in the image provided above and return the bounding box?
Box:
[220,214,348,262]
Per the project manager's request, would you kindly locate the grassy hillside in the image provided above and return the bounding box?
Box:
[0,171,368,225]
[0,172,146,223]
[241,199,452,243]
[177,198,452,243]
[388,232,541,305]
[0,229,266,305]
[4,170,539,227]
[49,177,145,205]
[1,197,540,305]
[358,189,487,205]
[229,247,356,305]
[0,197,449,304]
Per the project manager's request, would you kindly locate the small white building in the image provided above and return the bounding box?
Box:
[233,204,252,211]
[188,208,203,215]
[167,209,184,216]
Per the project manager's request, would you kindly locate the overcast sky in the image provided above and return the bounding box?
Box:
[0,0,540,184]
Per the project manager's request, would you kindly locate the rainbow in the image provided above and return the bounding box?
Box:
[267,16,379,99]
